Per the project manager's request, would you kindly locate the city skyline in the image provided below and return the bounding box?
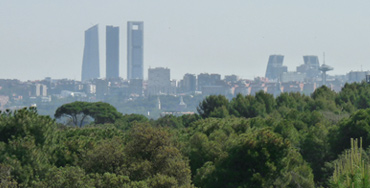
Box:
[1,1,370,81]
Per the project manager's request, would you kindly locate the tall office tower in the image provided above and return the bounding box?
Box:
[106,26,120,79]
[303,55,320,70]
[81,25,100,82]
[297,55,321,79]
[265,55,287,81]
[127,21,144,80]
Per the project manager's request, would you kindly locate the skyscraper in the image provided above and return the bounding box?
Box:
[127,21,144,80]
[265,55,287,81]
[106,26,119,79]
[303,55,320,70]
[81,25,100,82]
[296,55,321,79]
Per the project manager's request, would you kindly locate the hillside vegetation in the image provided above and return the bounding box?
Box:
[2,82,370,187]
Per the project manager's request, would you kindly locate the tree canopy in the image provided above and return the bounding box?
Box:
[4,83,370,187]
[54,101,123,127]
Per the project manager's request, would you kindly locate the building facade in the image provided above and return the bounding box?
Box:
[81,25,100,82]
[106,26,120,79]
[296,55,321,79]
[127,22,144,80]
[265,55,287,81]
[181,74,196,93]
[147,67,170,95]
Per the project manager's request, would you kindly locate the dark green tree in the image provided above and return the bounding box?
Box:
[197,95,229,118]
[124,124,192,187]
[54,101,123,127]
[330,109,370,156]
[193,129,314,188]
[229,94,265,118]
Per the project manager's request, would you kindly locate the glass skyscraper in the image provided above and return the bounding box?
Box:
[127,21,144,80]
[265,55,287,81]
[106,25,119,79]
[81,25,100,82]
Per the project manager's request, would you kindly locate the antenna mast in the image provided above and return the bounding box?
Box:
[323,52,326,65]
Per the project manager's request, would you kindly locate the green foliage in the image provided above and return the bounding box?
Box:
[336,82,370,111]
[124,124,192,187]
[229,94,265,118]
[186,117,314,188]
[51,125,124,167]
[6,82,370,187]
[0,108,56,187]
[301,123,334,185]
[114,113,149,130]
[80,137,125,174]
[310,85,339,112]
[331,109,370,156]
[0,163,18,188]
[197,95,229,118]
[34,166,92,188]
[276,92,312,112]
[0,107,55,145]
[330,138,370,188]
[55,101,123,127]
[153,115,184,129]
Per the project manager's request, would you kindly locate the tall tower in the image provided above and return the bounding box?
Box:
[319,53,333,86]
[81,25,100,82]
[106,25,119,79]
[127,21,144,80]
[265,55,287,81]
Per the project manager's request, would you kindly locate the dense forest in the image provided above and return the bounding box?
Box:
[2,82,370,187]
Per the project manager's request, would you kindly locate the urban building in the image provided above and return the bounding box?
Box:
[128,79,143,96]
[224,75,239,83]
[32,84,47,97]
[94,79,109,100]
[201,85,230,96]
[127,21,144,80]
[81,25,100,82]
[197,73,222,91]
[280,72,306,83]
[296,55,321,79]
[265,55,287,81]
[180,74,196,93]
[347,71,370,83]
[106,26,119,79]
[147,67,171,95]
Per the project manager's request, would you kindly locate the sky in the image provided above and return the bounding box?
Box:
[1,0,370,81]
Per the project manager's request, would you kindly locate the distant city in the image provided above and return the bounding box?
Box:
[0,21,369,118]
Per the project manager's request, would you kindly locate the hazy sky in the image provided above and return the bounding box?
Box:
[1,1,370,81]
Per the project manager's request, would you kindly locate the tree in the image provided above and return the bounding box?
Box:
[193,128,314,188]
[34,166,92,188]
[330,109,370,156]
[0,163,18,188]
[229,94,265,118]
[197,95,229,118]
[80,137,125,174]
[330,138,370,188]
[114,114,149,131]
[54,102,123,127]
[124,123,192,187]
[0,107,55,145]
